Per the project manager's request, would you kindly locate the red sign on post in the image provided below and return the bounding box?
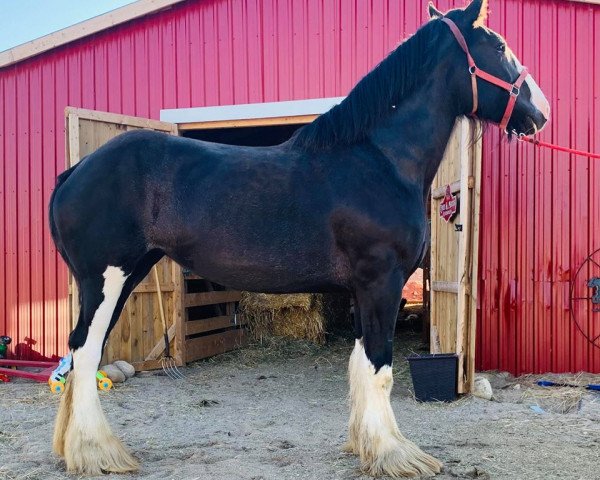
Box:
[439,185,458,223]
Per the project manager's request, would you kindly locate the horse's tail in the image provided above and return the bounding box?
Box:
[48,161,82,272]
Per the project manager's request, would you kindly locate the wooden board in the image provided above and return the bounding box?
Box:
[64,107,183,370]
[430,118,482,393]
[184,291,242,308]
[185,329,247,364]
[182,274,246,363]
[186,315,247,336]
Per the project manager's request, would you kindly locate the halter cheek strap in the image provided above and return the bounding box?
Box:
[441,17,529,132]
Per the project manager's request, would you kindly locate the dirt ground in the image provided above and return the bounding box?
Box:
[1,331,599,480]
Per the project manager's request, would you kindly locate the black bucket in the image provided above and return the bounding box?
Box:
[407,353,458,402]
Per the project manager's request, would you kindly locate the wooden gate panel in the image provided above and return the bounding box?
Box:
[430,118,481,393]
[182,273,247,363]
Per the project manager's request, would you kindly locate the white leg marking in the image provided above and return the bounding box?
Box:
[57,266,139,474]
[71,266,128,437]
[347,339,442,477]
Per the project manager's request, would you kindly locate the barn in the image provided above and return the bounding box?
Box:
[0,0,598,382]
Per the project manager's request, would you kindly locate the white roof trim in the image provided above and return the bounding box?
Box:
[160,97,346,124]
[0,0,187,68]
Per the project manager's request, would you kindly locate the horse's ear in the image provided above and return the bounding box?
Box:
[463,0,488,27]
[428,2,443,19]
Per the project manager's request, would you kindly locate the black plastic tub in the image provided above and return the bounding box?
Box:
[407,353,458,402]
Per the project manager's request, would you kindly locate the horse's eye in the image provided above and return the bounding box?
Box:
[496,43,506,53]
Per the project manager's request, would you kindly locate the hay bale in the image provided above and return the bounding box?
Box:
[243,293,313,311]
[240,293,325,344]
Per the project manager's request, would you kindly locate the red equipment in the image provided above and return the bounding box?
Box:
[0,359,58,383]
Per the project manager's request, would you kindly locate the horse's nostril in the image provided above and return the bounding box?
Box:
[535,112,549,132]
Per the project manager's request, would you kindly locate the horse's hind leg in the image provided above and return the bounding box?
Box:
[53,252,161,475]
[348,268,442,478]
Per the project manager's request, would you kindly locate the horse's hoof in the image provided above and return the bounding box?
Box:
[64,426,139,475]
[360,438,443,478]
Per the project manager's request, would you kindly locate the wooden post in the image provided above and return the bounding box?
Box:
[456,120,472,394]
[466,129,482,393]
[172,261,185,365]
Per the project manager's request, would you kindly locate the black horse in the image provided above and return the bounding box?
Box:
[50,0,549,477]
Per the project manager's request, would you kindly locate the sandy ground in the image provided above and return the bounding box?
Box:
[1,332,599,480]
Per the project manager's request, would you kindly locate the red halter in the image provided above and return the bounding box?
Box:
[441,18,529,132]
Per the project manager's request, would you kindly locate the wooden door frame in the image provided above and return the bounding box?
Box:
[430,118,481,394]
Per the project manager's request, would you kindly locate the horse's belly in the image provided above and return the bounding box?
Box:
[182,255,347,293]
[161,224,348,293]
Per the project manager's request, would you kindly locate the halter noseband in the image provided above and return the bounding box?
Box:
[441,17,529,132]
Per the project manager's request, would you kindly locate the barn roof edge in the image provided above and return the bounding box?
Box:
[0,0,188,69]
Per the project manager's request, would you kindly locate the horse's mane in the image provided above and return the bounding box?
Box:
[292,18,445,151]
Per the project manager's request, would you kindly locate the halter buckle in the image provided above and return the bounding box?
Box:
[510,85,520,97]
[468,65,476,75]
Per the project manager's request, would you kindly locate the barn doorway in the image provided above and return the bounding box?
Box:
[183,124,302,146]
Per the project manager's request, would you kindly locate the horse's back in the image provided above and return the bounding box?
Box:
[155,136,344,290]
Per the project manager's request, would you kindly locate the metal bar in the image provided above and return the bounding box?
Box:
[0,359,57,368]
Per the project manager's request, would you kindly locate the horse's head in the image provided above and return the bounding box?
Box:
[429,0,549,135]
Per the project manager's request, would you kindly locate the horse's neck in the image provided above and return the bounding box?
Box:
[368,82,460,192]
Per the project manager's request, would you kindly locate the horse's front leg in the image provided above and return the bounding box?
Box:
[54,267,139,475]
[347,267,442,478]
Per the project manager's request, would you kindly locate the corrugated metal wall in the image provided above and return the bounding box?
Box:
[477,0,600,375]
[0,0,598,372]
[0,0,447,360]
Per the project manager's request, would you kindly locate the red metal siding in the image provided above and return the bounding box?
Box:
[478,0,600,374]
[0,0,598,373]
[0,0,448,360]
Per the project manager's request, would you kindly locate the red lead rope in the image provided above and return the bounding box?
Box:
[518,136,600,159]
